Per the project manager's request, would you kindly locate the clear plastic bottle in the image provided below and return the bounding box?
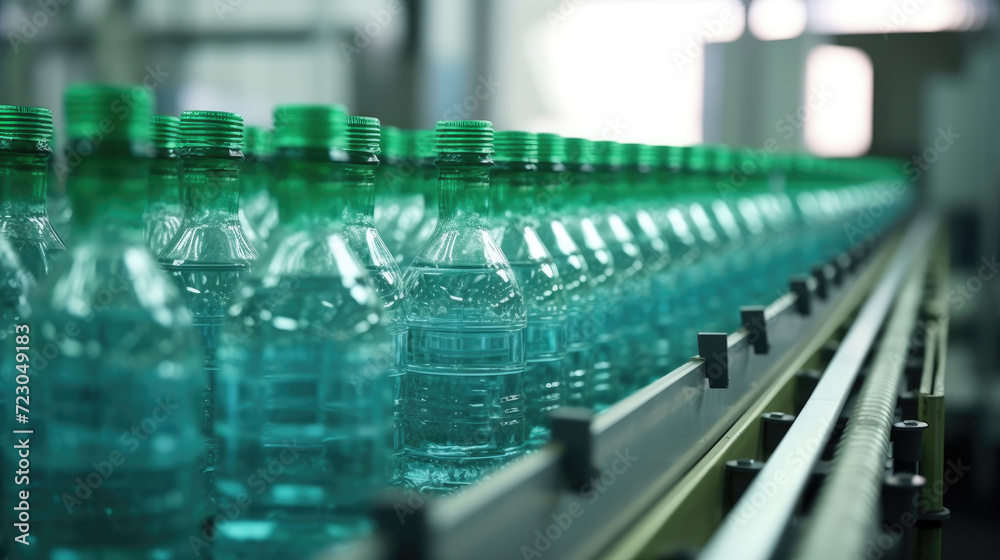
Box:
[339,115,407,482]
[589,140,653,395]
[620,143,675,383]
[678,145,730,334]
[650,145,705,362]
[0,109,54,553]
[559,138,623,409]
[534,134,595,409]
[213,104,393,559]
[490,131,566,448]
[158,110,258,509]
[0,107,45,558]
[401,120,527,492]
[0,105,65,280]
[144,115,184,255]
[9,83,203,558]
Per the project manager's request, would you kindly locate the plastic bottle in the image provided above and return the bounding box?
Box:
[490,131,566,448]
[533,133,596,408]
[8,83,203,558]
[158,110,258,508]
[400,120,527,492]
[621,143,675,383]
[213,104,393,559]
[559,138,623,409]
[340,115,407,481]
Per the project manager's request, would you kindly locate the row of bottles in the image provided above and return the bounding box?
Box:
[0,84,911,559]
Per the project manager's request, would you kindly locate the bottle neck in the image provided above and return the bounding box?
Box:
[340,159,377,227]
[147,150,181,209]
[67,141,148,241]
[0,150,50,218]
[272,149,374,230]
[180,149,241,220]
[437,155,492,224]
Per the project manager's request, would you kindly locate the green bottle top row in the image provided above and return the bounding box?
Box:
[1,83,904,184]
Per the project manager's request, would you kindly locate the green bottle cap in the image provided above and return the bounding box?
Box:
[537,133,566,164]
[0,105,53,145]
[243,125,273,157]
[65,83,153,143]
[150,115,181,150]
[409,129,438,160]
[564,137,596,165]
[435,120,493,155]
[624,143,657,167]
[594,140,625,167]
[180,110,243,151]
[380,125,406,160]
[493,131,538,163]
[272,104,347,150]
[344,115,381,155]
[685,145,709,172]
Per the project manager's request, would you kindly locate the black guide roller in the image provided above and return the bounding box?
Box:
[891,420,928,474]
[725,458,764,510]
[760,412,795,461]
[882,472,926,560]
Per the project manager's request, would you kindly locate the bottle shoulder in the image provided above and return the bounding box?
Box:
[30,241,196,331]
[158,219,259,266]
[0,216,66,249]
[402,225,528,326]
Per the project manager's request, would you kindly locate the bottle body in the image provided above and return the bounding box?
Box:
[533,214,594,409]
[10,233,203,559]
[401,149,527,492]
[213,230,393,558]
[491,214,566,448]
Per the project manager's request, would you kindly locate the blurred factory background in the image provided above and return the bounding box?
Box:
[1,0,998,555]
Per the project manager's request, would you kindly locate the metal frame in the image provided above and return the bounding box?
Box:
[699,214,939,560]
